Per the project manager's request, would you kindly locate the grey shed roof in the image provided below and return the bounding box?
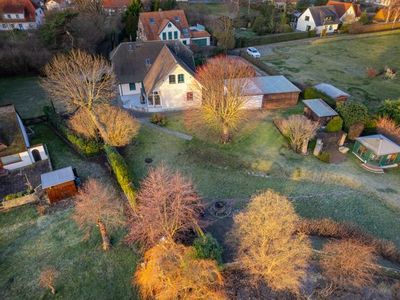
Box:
[110,40,195,84]
[314,83,350,99]
[230,76,301,96]
[41,166,75,189]
[356,134,400,156]
[308,6,340,26]
[303,99,338,117]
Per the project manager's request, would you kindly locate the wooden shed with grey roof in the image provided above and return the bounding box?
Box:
[314,83,350,104]
[303,98,338,124]
[41,166,77,203]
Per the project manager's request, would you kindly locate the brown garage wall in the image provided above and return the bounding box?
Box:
[262,92,300,109]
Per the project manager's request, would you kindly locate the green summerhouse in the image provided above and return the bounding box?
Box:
[353,134,400,168]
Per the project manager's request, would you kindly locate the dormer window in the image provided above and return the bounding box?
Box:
[175,16,180,22]
[150,18,155,24]
[145,58,151,66]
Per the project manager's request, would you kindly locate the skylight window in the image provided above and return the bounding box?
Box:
[174,16,180,22]
[150,18,155,24]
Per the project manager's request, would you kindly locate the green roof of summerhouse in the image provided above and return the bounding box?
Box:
[356,134,400,156]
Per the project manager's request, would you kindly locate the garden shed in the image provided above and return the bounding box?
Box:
[314,83,350,104]
[41,166,77,203]
[353,134,400,168]
[303,99,338,124]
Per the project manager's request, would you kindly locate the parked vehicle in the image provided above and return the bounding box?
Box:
[247,47,261,58]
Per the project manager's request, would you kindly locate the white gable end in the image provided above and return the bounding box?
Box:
[159,21,181,41]
[296,9,317,32]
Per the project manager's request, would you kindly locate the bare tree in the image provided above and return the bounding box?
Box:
[279,115,319,154]
[231,190,311,293]
[125,165,203,248]
[95,104,140,147]
[212,16,236,52]
[134,239,226,300]
[39,266,59,295]
[385,0,400,23]
[74,0,104,13]
[192,56,256,143]
[68,108,98,140]
[320,239,379,290]
[73,179,125,251]
[377,116,400,144]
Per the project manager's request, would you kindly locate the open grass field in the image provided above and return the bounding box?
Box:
[261,32,400,112]
[0,77,49,119]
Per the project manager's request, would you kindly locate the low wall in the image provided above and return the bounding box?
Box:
[2,194,39,210]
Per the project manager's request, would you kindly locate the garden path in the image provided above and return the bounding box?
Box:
[138,118,193,141]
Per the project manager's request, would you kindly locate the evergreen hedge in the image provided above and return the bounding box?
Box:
[326,116,343,132]
[236,30,316,48]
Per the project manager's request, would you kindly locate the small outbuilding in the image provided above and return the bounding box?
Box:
[41,166,77,203]
[302,99,338,124]
[353,134,400,168]
[314,83,350,104]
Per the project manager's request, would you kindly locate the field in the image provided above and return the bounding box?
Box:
[261,32,400,111]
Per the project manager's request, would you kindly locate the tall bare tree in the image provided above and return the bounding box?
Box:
[125,165,203,248]
[231,190,311,293]
[74,0,104,13]
[134,240,226,299]
[212,16,236,52]
[68,108,98,140]
[192,56,256,143]
[73,179,125,251]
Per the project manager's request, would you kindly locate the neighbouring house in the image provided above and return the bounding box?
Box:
[0,105,48,171]
[374,7,400,23]
[229,76,301,110]
[137,9,211,46]
[110,40,200,112]
[41,166,78,203]
[353,134,400,169]
[326,1,361,24]
[0,0,44,31]
[102,0,130,15]
[314,83,350,104]
[275,0,298,10]
[45,0,70,11]
[296,6,340,34]
[303,99,338,124]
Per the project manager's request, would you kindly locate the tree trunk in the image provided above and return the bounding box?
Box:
[97,219,111,251]
[301,139,309,155]
[221,124,230,144]
[49,285,56,295]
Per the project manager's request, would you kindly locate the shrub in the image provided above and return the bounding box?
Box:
[318,151,330,163]
[379,99,400,124]
[193,234,223,264]
[4,190,31,201]
[336,102,369,130]
[235,31,315,48]
[303,87,336,108]
[104,145,136,209]
[366,67,379,78]
[376,116,400,143]
[150,113,167,127]
[384,66,397,80]
[358,11,370,25]
[325,116,343,132]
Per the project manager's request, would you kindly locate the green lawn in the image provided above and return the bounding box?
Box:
[261,32,400,112]
[0,77,49,119]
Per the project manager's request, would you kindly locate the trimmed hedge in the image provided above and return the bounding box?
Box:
[236,30,316,48]
[44,106,102,156]
[326,116,343,132]
[104,145,136,209]
[303,87,336,108]
[349,22,400,34]
[240,52,280,75]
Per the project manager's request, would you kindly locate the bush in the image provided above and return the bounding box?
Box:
[366,67,379,78]
[303,87,336,108]
[104,145,136,209]
[150,113,167,127]
[193,234,223,264]
[235,31,316,48]
[4,190,31,201]
[318,151,330,163]
[325,116,343,132]
[379,99,400,124]
[336,102,369,130]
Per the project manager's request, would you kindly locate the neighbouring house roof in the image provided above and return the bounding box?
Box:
[314,83,350,99]
[41,166,75,189]
[374,8,398,22]
[110,40,195,84]
[327,1,362,18]
[308,6,341,26]
[103,0,130,9]
[143,44,196,94]
[0,0,37,22]
[139,10,191,40]
[231,76,301,96]
[0,104,28,157]
[302,99,338,118]
[190,30,211,38]
[356,134,400,156]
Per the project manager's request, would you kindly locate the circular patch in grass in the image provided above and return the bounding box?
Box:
[209,201,232,218]
[145,158,153,164]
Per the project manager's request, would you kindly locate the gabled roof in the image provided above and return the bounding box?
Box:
[139,10,190,40]
[356,134,400,156]
[102,0,130,9]
[143,44,196,94]
[0,104,28,157]
[374,8,398,22]
[234,75,301,96]
[327,1,361,18]
[41,166,75,189]
[314,83,350,99]
[0,0,37,22]
[303,99,338,118]
[110,40,194,84]
[308,5,340,26]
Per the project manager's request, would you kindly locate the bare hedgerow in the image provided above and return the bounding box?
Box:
[320,239,379,289]
[231,190,312,293]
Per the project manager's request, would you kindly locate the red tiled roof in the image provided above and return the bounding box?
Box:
[190,30,210,38]
[0,0,36,22]
[327,1,361,18]
[102,0,130,9]
[139,10,190,40]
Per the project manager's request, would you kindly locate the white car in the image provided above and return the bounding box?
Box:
[246,47,261,58]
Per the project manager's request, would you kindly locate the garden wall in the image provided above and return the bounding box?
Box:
[2,194,39,210]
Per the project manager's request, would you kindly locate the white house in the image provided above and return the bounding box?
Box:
[296,6,340,34]
[0,105,48,171]
[137,9,211,47]
[0,0,44,31]
[45,0,70,11]
[110,40,200,112]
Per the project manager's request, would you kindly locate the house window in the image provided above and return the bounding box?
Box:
[2,24,6,28]
[1,154,22,165]
[18,24,23,29]
[178,74,184,83]
[168,23,172,28]
[305,16,310,21]
[182,40,187,45]
[162,32,167,40]
[7,14,11,19]
[140,95,146,104]
[169,75,176,84]
[145,58,151,66]
[387,153,398,163]
[148,92,160,106]
[306,25,311,31]
[187,92,193,101]
[168,32,172,40]
[150,17,155,24]
[129,83,136,91]
[174,31,178,39]
[329,25,333,30]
